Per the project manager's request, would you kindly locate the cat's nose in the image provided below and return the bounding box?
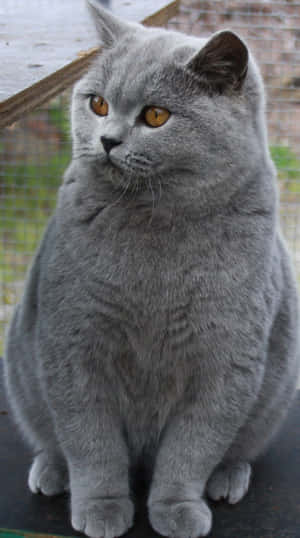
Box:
[101,136,122,154]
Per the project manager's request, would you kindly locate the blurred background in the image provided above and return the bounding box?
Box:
[1,0,300,354]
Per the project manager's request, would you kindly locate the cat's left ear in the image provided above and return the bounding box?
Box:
[87,0,134,48]
[187,31,248,93]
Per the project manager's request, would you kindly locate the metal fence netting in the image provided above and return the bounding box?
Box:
[1,0,300,353]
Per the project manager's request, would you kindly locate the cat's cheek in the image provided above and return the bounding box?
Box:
[108,152,123,170]
[84,101,108,140]
[89,130,107,157]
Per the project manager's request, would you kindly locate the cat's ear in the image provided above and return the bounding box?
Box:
[87,0,133,48]
[187,31,248,93]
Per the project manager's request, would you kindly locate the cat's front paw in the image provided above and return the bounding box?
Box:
[148,498,212,538]
[28,452,68,496]
[71,496,134,538]
[206,461,251,504]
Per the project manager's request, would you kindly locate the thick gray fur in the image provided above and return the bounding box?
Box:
[4,2,300,537]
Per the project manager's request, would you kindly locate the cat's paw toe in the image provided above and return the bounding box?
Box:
[71,497,134,538]
[207,461,251,504]
[28,453,68,496]
[148,498,212,538]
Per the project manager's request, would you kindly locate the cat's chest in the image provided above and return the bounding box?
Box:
[52,215,203,352]
[62,210,195,304]
[53,203,262,335]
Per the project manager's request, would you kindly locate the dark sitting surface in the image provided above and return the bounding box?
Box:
[0,360,299,538]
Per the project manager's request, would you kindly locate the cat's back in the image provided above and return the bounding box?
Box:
[3,216,58,408]
[5,216,57,350]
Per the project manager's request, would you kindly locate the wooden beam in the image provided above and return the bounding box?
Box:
[0,0,180,129]
[142,0,179,27]
[0,49,100,129]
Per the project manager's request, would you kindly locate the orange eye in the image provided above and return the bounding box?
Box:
[90,95,109,116]
[144,106,170,128]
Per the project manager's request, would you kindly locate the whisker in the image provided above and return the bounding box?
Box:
[73,152,95,160]
[147,177,155,226]
[157,174,163,208]
[106,177,131,210]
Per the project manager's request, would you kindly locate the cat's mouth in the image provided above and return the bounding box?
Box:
[97,155,146,194]
[95,151,158,196]
[109,151,153,179]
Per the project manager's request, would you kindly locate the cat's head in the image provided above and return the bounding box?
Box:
[70,0,270,208]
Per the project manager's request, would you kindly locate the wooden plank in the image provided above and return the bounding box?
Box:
[0,531,71,538]
[0,0,179,129]
[142,1,179,28]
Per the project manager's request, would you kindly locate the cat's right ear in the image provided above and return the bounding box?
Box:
[87,0,134,48]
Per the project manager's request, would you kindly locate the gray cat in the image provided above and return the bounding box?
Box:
[4,1,300,537]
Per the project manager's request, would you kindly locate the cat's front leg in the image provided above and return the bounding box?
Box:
[148,357,264,538]
[69,442,134,538]
[148,408,213,538]
[149,479,212,538]
[52,396,134,538]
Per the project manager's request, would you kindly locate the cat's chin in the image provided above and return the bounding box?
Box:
[97,158,144,193]
[94,154,123,180]
[84,153,154,196]
[98,157,151,194]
